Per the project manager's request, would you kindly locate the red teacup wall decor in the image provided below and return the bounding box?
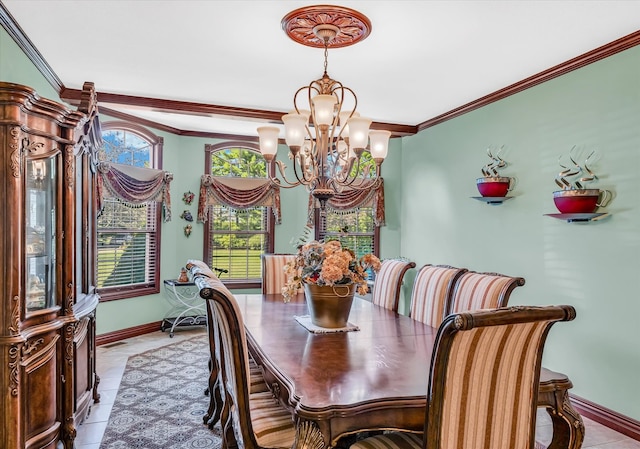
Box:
[472,145,515,205]
[545,146,612,223]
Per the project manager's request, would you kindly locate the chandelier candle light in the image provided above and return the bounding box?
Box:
[257,5,391,211]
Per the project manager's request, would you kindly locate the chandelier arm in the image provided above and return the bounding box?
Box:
[291,152,315,185]
[269,160,303,188]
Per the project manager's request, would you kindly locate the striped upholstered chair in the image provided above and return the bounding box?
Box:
[409,264,467,328]
[370,258,416,312]
[195,274,269,430]
[351,305,577,449]
[447,270,525,315]
[261,253,298,295]
[201,276,297,449]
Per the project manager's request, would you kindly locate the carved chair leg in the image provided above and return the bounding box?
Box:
[545,390,585,449]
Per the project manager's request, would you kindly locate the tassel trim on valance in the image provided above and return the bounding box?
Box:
[306,178,385,227]
[97,162,173,222]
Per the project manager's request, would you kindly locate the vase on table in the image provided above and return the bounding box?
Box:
[304,283,356,328]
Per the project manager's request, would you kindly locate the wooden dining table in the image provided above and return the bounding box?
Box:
[234,292,584,449]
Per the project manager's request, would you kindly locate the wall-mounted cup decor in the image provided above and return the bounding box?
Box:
[472,146,514,205]
[545,146,612,222]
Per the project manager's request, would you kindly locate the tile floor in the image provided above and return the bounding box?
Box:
[75,327,640,449]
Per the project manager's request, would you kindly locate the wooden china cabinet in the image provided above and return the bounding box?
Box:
[0,82,101,449]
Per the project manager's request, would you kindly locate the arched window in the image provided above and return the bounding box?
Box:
[97,122,163,300]
[204,142,274,289]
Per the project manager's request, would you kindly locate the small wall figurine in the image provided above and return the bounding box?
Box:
[180,210,193,222]
[177,267,189,283]
[184,224,192,237]
[182,191,195,205]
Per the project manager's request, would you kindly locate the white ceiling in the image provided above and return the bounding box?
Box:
[3,0,640,138]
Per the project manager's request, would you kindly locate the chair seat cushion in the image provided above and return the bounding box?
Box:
[249,391,296,448]
[350,432,423,449]
[249,358,269,393]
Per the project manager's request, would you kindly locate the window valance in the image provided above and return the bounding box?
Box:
[197,175,281,224]
[307,178,385,227]
[96,161,173,222]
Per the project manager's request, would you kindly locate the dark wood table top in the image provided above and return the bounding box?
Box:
[238,293,438,411]
[235,293,583,449]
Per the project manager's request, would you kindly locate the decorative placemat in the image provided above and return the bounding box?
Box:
[294,315,360,333]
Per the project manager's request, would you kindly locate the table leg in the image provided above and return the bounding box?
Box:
[542,388,585,449]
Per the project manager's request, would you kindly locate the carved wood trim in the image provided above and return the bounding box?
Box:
[22,334,59,373]
[570,394,640,441]
[65,282,74,315]
[9,296,20,335]
[9,126,21,177]
[8,343,20,396]
[64,324,76,366]
[65,144,75,188]
[22,337,44,357]
[293,420,325,449]
[74,318,89,344]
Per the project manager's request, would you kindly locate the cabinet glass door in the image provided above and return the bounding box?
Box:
[25,157,57,312]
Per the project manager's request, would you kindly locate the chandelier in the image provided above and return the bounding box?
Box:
[257,5,390,211]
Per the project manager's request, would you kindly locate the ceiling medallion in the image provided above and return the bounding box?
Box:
[281,5,372,48]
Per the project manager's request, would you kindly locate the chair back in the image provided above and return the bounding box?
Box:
[427,305,576,449]
[409,264,467,328]
[261,253,297,295]
[371,259,416,312]
[201,277,295,449]
[448,270,525,314]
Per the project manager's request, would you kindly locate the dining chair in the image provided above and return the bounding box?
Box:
[370,258,416,312]
[447,270,525,315]
[350,304,577,449]
[201,275,299,449]
[195,273,269,431]
[261,253,298,295]
[409,264,467,328]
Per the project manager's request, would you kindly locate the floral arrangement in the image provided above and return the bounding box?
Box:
[282,240,381,302]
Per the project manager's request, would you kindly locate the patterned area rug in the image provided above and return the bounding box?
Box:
[99,335,222,449]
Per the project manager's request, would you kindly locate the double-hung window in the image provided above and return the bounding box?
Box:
[97,122,163,300]
[316,151,381,259]
[203,142,274,288]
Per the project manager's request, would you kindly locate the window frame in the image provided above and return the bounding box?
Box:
[96,121,163,302]
[203,141,275,289]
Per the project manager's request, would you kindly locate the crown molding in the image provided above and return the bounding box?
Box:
[418,29,640,131]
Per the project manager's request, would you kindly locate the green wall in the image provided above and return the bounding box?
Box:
[400,45,640,419]
[1,27,60,101]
